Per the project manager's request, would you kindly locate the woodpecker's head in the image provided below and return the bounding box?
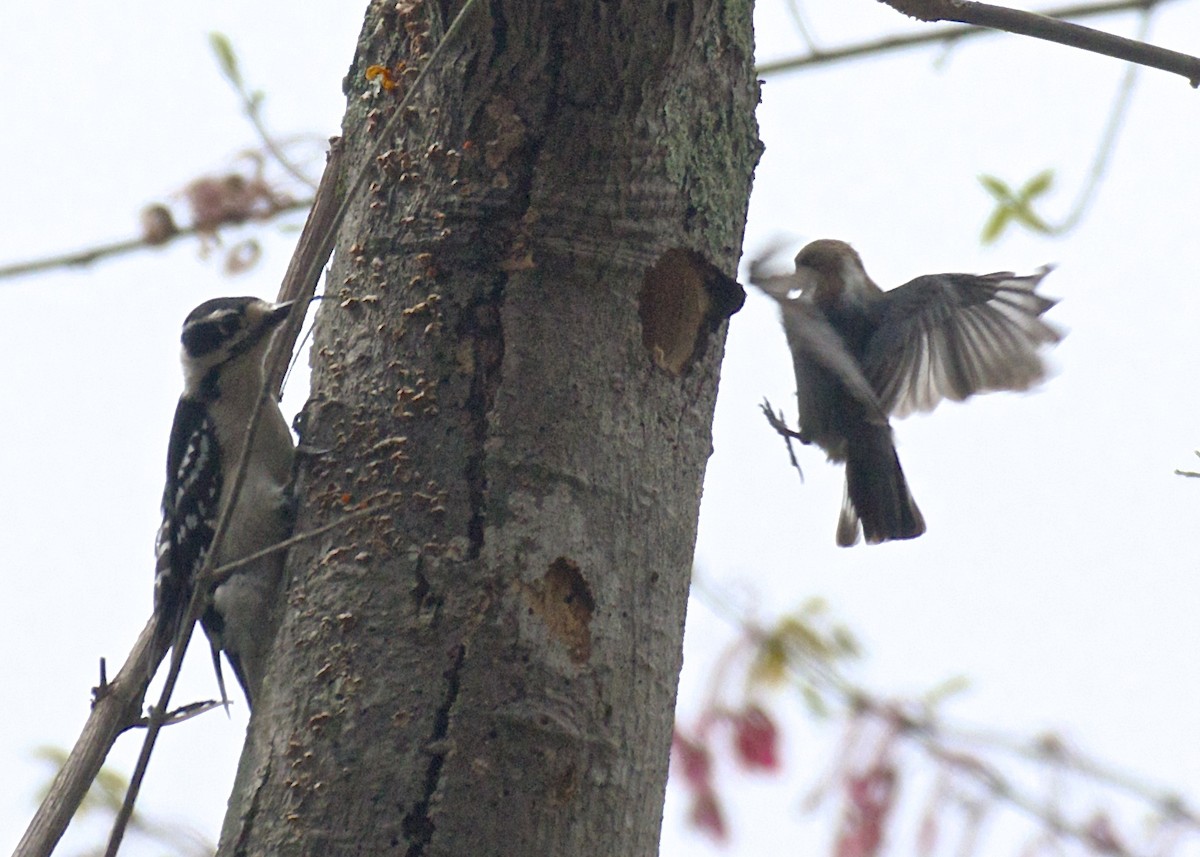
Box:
[793,239,880,307]
[180,296,294,398]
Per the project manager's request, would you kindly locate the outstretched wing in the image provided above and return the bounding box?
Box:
[862,269,1061,418]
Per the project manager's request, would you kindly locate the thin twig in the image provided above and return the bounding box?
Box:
[1053,7,1149,232]
[781,0,819,53]
[756,0,1183,76]
[102,614,200,856]
[232,86,319,193]
[0,199,312,282]
[200,500,396,588]
[878,0,1200,86]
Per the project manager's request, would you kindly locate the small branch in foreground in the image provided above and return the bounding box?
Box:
[12,620,161,857]
[685,579,1200,856]
[200,500,397,590]
[879,0,1200,86]
[758,0,1182,75]
[1052,5,1148,233]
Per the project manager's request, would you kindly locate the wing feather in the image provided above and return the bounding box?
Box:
[864,269,1061,417]
[776,297,887,425]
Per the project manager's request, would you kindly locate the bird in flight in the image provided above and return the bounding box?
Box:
[749,239,1061,547]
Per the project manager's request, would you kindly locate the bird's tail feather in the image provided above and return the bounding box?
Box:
[839,426,925,546]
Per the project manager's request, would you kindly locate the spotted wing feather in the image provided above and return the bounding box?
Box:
[153,397,231,706]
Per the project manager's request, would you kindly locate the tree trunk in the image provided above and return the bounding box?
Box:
[219,1,758,853]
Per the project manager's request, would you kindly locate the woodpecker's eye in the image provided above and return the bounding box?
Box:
[182,312,245,357]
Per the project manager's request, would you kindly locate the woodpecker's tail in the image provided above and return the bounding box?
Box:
[838,425,925,546]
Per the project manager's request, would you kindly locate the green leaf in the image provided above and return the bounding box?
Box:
[981,205,1013,244]
[779,616,830,660]
[208,31,243,87]
[32,746,133,818]
[798,596,828,617]
[800,683,829,718]
[1012,203,1053,234]
[978,174,1013,201]
[1020,169,1055,200]
[750,634,790,686]
[922,674,971,707]
[830,625,860,658]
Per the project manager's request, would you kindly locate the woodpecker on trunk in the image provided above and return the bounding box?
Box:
[750,239,1061,546]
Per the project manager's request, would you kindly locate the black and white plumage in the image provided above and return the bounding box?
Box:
[750,239,1061,547]
[154,296,296,710]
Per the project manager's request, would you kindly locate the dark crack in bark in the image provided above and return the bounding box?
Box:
[403,643,465,856]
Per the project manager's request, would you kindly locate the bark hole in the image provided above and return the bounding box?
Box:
[638,248,745,374]
[520,557,595,664]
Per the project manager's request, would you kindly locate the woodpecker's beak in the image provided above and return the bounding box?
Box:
[266,300,296,327]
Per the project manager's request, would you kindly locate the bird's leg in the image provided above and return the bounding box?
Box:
[759,399,806,482]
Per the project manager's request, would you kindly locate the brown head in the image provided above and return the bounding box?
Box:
[793,239,879,306]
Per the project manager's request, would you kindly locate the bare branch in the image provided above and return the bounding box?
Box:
[13,620,162,857]
[0,198,312,283]
[1054,7,1148,232]
[1174,450,1200,478]
[878,0,1200,86]
[757,0,1185,76]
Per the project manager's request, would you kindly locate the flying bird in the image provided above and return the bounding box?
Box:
[749,239,1061,547]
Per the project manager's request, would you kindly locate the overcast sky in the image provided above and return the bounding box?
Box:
[2,2,1199,855]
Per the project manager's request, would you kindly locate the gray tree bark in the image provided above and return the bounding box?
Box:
[219,1,758,854]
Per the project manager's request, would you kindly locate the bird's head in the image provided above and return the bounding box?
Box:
[794,239,879,307]
[180,296,295,399]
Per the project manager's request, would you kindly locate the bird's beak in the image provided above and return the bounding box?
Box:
[789,267,819,298]
[266,300,296,327]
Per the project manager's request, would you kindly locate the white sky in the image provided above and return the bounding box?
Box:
[2,2,1199,855]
